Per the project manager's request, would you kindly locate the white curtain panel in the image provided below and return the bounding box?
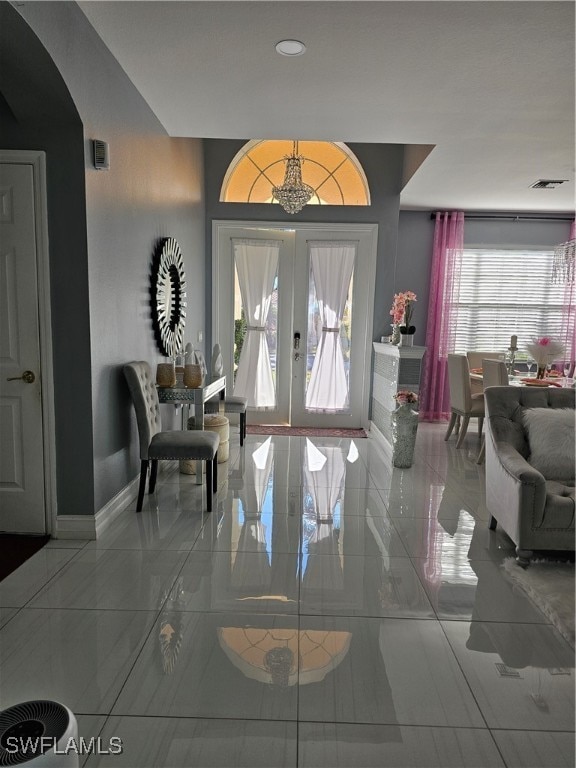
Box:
[302,442,346,589]
[232,438,275,588]
[305,241,357,411]
[239,437,274,515]
[233,239,280,408]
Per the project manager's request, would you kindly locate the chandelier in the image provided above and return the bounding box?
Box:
[552,238,575,284]
[272,141,315,215]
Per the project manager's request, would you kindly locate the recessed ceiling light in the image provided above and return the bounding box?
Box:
[275,39,306,56]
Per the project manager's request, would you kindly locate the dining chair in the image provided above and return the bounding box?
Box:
[124,361,220,512]
[205,344,247,446]
[445,353,485,448]
[204,395,247,446]
[482,358,509,389]
[466,351,506,395]
[475,359,509,464]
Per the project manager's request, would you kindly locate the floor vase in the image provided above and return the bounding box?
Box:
[391,404,419,468]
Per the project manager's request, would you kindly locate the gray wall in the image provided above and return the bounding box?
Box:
[1,1,94,517]
[4,2,206,515]
[396,211,573,348]
[203,140,405,354]
[464,217,572,249]
[3,0,571,518]
[395,212,435,346]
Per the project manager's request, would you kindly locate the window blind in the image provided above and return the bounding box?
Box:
[454,249,563,356]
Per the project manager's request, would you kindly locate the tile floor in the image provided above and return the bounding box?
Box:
[0,425,574,767]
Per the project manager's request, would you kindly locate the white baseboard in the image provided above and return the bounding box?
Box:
[94,475,142,537]
[53,462,178,539]
[54,475,139,539]
[54,514,98,540]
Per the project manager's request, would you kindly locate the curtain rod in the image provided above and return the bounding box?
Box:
[429,213,573,222]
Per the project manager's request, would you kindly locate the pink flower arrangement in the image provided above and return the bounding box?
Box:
[526,336,564,367]
[390,291,417,331]
[394,390,418,406]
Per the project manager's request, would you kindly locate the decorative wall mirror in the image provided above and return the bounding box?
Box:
[150,237,187,356]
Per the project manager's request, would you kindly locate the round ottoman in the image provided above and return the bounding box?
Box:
[180,414,230,474]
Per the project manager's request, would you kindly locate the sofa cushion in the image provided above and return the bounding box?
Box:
[522,407,575,482]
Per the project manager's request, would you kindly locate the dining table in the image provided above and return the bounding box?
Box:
[157,375,226,482]
[469,370,570,388]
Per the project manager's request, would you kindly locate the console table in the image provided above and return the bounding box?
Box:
[157,375,226,482]
[371,343,426,452]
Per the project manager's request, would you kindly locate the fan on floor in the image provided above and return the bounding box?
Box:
[0,700,78,767]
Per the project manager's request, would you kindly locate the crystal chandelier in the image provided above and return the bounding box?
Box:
[272,141,315,214]
[552,238,575,284]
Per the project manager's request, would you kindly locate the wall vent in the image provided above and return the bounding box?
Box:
[92,139,110,170]
[530,179,568,189]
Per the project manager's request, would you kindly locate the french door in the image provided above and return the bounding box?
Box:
[212,221,377,429]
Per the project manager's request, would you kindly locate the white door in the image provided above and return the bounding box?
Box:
[0,159,48,533]
[213,222,377,429]
[289,228,376,428]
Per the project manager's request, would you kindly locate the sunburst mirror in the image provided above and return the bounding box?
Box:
[150,237,187,357]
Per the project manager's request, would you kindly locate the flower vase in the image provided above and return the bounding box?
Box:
[401,334,414,347]
[390,324,401,346]
[391,404,419,468]
[156,359,176,387]
[536,366,546,380]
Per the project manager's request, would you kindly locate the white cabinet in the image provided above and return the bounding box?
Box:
[371,343,426,450]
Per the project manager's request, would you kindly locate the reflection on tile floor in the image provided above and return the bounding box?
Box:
[0,425,574,767]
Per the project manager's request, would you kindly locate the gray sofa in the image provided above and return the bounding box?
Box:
[485,386,575,566]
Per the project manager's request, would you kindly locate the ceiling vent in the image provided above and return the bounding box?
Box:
[530,179,568,189]
[92,139,109,170]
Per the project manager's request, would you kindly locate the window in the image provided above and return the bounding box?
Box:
[454,248,563,356]
[220,140,370,206]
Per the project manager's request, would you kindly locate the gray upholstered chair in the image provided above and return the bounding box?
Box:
[124,361,220,512]
[204,395,247,446]
[445,353,485,448]
[485,386,575,566]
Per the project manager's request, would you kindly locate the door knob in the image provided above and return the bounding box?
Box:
[6,370,35,384]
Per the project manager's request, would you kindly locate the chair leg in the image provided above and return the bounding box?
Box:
[455,415,461,434]
[488,515,497,530]
[444,412,457,441]
[149,460,158,493]
[477,416,484,437]
[240,412,246,446]
[455,416,470,448]
[136,460,148,512]
[206,460,213,513]
[476,437,485,464]
[213,455,218,494]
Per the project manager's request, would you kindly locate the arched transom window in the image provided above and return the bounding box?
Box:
[220,140,371,206]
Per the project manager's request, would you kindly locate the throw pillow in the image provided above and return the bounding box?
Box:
[522,408,575,482]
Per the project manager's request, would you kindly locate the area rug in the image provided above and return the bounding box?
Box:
[503,557,575,648]
[246,426,367,438]
[0,534,50,581]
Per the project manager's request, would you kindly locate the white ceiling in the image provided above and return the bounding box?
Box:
[79,0,575,212]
